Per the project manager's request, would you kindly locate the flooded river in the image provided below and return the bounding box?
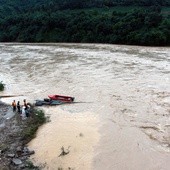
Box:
[0,43,170,170]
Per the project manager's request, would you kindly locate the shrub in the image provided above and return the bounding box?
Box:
[21,108,46,143]
[33,109,46,125]
[0,81,5,91]
[26,161,39,170]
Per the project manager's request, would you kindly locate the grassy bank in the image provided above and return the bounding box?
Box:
[21,108,46,143]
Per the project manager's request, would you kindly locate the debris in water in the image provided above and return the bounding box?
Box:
[58,146,70,157]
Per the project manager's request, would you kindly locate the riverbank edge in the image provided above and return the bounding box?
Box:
[0,101,47,170]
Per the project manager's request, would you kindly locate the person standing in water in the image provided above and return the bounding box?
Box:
[12,100,16,112]
[17,101,21,113]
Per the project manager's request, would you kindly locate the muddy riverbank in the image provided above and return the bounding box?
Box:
[0,100,45,170]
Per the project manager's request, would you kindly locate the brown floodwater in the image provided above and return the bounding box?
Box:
[0,43,170,170]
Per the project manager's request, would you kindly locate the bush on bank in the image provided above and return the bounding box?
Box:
[21,108,46,143]
[0,81,5,91]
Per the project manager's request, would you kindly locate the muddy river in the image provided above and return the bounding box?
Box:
[0,43,170,170]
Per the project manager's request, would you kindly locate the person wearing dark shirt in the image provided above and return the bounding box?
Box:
[17,101,21,113]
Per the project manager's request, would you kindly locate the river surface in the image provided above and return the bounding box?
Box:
[0,43,170,170]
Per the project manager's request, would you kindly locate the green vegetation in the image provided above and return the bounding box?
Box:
[0,81,5,91]
[22,108,46,143]
[0,0,169,13]
[0,0,170,46]
[26,161,39,170]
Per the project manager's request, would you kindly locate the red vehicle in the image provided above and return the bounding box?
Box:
[48,95,75,102]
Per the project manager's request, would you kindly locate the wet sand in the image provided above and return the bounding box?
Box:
[0,43,170,169]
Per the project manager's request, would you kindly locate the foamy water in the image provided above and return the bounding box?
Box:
[0,43,170,170]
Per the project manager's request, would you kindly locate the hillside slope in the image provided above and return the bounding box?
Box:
[0,0,170,46]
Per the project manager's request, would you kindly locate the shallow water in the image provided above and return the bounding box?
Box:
[0,43,170,170]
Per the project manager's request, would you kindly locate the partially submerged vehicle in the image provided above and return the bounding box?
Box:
[35,95,75,106]
[35,99,62,106]
[48,95,74,102]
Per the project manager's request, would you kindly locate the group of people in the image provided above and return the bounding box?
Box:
[12,99,30,119]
